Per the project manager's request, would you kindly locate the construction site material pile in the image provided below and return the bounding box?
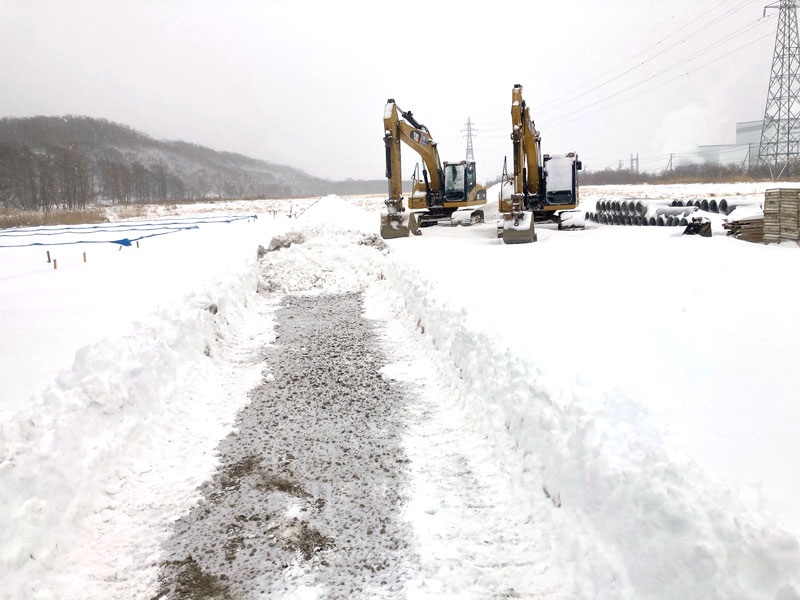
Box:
[764,188,800,244]
[722,215,765,243]
[586,199,697,226]
[586,197,764,227]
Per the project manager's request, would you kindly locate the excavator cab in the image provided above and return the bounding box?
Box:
[542,153,581,209]
[442,161,486,222]
[443,161,486,225]
[543,152,584,230]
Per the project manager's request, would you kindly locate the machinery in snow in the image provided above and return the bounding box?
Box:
[498,84,584,244]
[380,99,487,239]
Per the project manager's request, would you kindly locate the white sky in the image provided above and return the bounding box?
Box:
[0,0,778,181]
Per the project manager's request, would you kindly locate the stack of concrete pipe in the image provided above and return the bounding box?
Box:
[668,198,763,215]
[586,199,698,227]
[587,196,763,226]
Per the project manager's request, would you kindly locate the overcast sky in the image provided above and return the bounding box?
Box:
[0,0,778,181]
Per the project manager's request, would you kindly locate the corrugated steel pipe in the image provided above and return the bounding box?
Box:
[709,199,718,213]
[700,199,709,211]
[648,217,657,226]
[657,216,666,226]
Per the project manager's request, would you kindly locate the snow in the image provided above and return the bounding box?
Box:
[545,154,575,192]
[0,206,283,598]
[2,185,800,599]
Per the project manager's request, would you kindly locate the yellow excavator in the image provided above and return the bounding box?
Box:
[381,99,487,239]
[499,84,583,244]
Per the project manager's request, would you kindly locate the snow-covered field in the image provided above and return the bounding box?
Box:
[1,184,799,599]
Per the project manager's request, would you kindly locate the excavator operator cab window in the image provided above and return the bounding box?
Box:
[465,162,476,192]
[445,163,466,198]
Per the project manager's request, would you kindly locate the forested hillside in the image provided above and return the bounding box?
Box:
[0,116,388,210]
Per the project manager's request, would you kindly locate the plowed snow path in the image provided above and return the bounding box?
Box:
[153,293,418,599]
[365,288,583,599]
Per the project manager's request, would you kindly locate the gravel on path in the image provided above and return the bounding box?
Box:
[153,292,418,599]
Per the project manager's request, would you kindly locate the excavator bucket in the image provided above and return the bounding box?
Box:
[380,211,421,239]
[502,212,537,244]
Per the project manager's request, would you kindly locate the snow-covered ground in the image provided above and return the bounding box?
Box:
[2,184,799,599]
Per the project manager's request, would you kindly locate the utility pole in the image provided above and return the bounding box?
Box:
[758,0,800,175]
[742,143,753,172]
[462,118,477,162]
[665,153,674,174]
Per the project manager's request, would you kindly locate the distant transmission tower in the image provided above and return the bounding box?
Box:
[462,118,477,162]
[758,0,800,174]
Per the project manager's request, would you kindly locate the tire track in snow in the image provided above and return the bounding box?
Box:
[365,287,580,599]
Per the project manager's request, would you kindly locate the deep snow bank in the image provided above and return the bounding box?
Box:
[255,195,800,598]
[0,222,277,599]
[380,252,800,599]
[258,195,387,296]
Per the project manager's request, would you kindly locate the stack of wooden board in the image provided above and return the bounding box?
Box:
[764,188,800,244]
[723,215,764,243]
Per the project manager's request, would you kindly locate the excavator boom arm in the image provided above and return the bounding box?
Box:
[510,85,541,197]
[383,101,442,202]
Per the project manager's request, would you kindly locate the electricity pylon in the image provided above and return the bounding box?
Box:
[758,0,800,175]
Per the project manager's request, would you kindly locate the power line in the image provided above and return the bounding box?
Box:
[534,0,755,113]
[478,0,764,133]
[584,145,756,171]
[538,6,772,122]
[544,27,775,129]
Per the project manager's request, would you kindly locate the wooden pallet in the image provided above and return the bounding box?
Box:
[723,216,764,243]
[764,189,800,244]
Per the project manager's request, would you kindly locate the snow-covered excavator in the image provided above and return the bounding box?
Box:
[499,84,583,244]
[380,99,487,239]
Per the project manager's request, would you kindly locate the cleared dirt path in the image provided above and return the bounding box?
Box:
[153,293,417,599]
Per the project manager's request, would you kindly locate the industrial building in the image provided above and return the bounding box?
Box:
[697,120,763,169]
